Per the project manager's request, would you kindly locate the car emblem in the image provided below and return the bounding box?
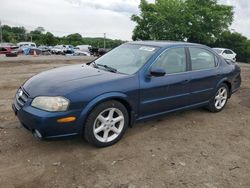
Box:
[17,89,23,97]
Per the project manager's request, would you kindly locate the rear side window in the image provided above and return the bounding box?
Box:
[152,47,187,74]
[189,47,217,71]
[224,50,233,54]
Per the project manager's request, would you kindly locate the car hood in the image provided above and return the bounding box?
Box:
[23,64,127,98]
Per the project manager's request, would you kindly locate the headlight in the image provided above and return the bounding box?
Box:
[31,96,69,112]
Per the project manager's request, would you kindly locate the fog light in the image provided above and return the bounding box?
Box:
[33,129,42,139]
[57,116,76,123]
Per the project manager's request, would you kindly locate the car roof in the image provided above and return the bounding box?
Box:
[127,41,205,48]
[213,48,231,51]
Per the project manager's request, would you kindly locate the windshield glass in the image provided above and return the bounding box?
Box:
[95,44,159,74]
[213,48,223,54]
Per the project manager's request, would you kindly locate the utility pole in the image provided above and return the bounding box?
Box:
[30,35,32,42]
[103,33,106,49]
[0,20,3,44]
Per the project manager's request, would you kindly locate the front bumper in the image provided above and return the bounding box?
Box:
[12,103,82,139]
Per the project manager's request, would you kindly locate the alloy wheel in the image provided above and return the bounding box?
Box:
[93,108,124,143]
[214,87,228,110]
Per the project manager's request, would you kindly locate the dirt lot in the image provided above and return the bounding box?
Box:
[0,57,250,188]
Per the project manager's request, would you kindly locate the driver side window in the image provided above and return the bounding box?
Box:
[152,47,187,74]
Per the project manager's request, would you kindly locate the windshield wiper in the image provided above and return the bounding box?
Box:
[96,64,117,73]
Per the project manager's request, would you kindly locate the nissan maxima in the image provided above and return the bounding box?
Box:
[13,41,241,147]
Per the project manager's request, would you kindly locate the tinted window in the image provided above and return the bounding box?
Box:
[0,47,7,52]
[152,47,186,74]
[189,48,216,70]
[224,50,233,54]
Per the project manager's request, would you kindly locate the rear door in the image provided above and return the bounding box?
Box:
[188,47,220,104]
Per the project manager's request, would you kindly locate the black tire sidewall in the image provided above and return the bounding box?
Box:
[84,100,129,147]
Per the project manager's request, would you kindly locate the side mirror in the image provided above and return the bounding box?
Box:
[150,67,166,77]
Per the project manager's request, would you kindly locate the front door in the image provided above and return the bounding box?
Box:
[139,47,192,118]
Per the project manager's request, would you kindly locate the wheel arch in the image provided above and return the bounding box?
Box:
[216,78,232,98]
[77,92,136,134]
[222,80,232,97]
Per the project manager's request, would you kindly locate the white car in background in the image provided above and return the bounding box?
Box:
[51,45,66,54]
[72,47,90,56]
[17,42,37,48]
[213,48,237,62]
[76,45,91,53]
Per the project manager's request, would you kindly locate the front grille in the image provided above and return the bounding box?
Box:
[14,88,29,110]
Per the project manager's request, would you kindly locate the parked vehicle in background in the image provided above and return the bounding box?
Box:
[73,47,90,56]
[89,47,109,56]
[0,46,12,55]
[0,42,16,47]
[0,46,19,57]
[76,45,91,53]
[213,48,237,62]
[89,47,99,56]
[22,47,41,55]
[17,42,37,48]
[38,45,50,52]
[20,47,50,56]
[98,48,109,56]
[64,45,74,54]
[13,41,241,147]
[51,45,66,54]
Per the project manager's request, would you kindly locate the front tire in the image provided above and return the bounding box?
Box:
[207,84,229,112]
[84,100,129,147]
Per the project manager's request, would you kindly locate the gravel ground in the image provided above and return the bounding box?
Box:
[0,58,249,188]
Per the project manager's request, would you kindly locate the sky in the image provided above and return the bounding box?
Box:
[0,0,249,41]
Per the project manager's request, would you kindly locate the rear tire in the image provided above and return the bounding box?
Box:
[207,84,229,112]
[6,53,18,57]
[84,100,129,147]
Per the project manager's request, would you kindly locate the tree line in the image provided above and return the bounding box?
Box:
[2,0,250,62]
[132,0,250,63]
[1,25,124,49]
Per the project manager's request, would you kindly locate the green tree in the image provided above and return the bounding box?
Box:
[185,0,233,44]
[30,29,43,44]
[131,0,154,40]
[132,0,233,44]
[65,33,83,46]
[35,26,45,33]
[2,24,124,49]
[2,25,26,43]
[43,32,58,46]
[82,37,124,49]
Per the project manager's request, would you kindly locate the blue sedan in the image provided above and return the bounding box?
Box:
[13,41,241,147]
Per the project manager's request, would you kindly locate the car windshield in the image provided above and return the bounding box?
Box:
[213,48,223,54]
[95,44,159,74]
[54,45,62,49]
